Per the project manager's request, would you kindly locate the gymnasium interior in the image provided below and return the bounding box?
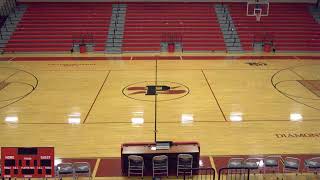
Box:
[0,0,320,179]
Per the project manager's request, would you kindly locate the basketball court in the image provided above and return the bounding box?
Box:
[0,0,320,178]
[1,54,320,169]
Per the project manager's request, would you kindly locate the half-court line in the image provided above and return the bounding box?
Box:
[201,69,227,122]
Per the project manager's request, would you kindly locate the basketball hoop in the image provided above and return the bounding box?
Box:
[247,0,269,17]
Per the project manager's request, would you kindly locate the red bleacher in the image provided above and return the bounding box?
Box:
[5,3,112,53]
[3,2,320,53]
[123,3,226,52]
[228,3,320,52]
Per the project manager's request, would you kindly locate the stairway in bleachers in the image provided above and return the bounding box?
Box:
[215,4,243,53]
[123,3,226,52]
[106,4,126,53]
[5,3,112,53]
[0,5,27,54]
[228,3,320,52]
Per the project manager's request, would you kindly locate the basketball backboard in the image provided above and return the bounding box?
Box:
[247,0,269,17]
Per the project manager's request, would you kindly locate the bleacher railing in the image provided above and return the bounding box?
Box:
[161,32,182,44]
[253,32,274,46]
[183,168,216,180]
[218,167,251,180]
[72,32,94,46]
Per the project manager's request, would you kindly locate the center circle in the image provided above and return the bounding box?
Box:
[122,81,190,102]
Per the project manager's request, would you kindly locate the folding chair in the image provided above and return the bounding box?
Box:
[56,163,74,180]
[283,157,301,179]
[152,155,168,178]
[227,158,245,178]
[244,158,263,179]
[263,156,281,179]
[128,155,144,178]
[228,158,244,168]
[304,157,320,179]
[73,162,91,180]
[177,154,193,177]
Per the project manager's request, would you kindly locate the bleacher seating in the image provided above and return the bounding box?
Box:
[3,2,320,53]
[228,3,320,52]
[123,3,226,52]
[5,2,112,53]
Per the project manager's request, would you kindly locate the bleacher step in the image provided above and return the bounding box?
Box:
[215,4,243,53]
[105,4,127,53]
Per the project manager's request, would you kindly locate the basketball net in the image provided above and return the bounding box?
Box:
[256,13,261,22]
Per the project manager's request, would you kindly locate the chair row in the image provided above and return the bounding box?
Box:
[55,162,91,180]
[128,154,193,178]
[227,156,320,178]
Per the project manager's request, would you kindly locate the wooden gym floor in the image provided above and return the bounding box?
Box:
[0,53,320,179]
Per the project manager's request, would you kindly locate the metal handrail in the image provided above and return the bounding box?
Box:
[252,32,274,48]
[218,167,251,180]
[72,32,95,49]
[182,167,216,180]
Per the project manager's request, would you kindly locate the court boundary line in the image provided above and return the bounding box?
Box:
[8,57,16,61]
[1,118,320,125]
[92,158,101,179]
[39,68,283,72]
[289,69,305,80]
[0,71,20,84]
[85,119,320,123]
[82,70,111,124]
[4,55,320,61]
[271,64,320,111]
[154,57,158,142]
[201,69,227,122]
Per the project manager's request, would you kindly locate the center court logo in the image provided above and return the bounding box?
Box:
[122,81,189,102]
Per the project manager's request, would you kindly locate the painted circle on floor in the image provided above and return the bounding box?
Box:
[0,67,38,109]
[271,64,320,111]
[122,81,190,102]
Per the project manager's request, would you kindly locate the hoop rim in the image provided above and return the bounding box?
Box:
[254,8,262,15]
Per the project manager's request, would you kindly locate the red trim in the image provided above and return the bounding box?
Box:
[0,55,319,61]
